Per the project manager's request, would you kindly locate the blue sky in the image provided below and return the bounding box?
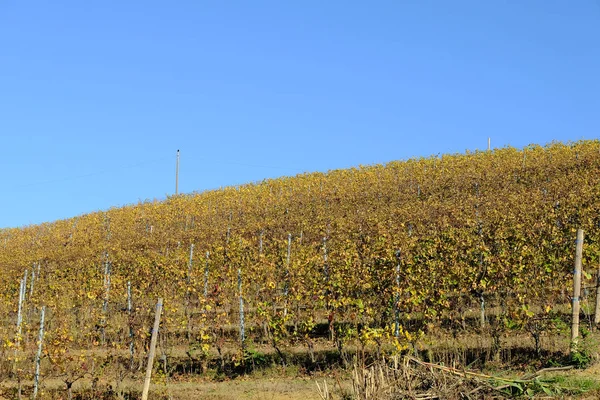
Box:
[1,1,599,228]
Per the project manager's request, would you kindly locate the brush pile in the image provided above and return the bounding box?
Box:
[343,356,575,399]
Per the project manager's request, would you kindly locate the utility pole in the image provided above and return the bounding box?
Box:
[488,137,491,151]
[175,149,180,195]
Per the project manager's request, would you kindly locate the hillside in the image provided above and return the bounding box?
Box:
[1,140,600,398]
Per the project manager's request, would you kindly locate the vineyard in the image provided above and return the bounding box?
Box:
[2,140,600,399]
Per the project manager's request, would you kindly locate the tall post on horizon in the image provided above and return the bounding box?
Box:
[488,137,491,151]
[175,149,180,195]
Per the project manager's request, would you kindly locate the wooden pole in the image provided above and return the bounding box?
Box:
[14,275,26,370]
[204,251,210,298]
[323,237,333,341]
[33,306,46,400]
[23,270,28,302]
[394,250,401,338]
[571,229,584,353]
[175,150,180,195]
[102,256,111,346]
[127,281,134,369]
[16,277,25,343]
[187,244,194,283]
[238,269,245,346]
[479,294,485,328]
[30,265,36,298]
[185,243,195,341]
[594,264,600,325]
[283,233,291,317]
[142,298,163,400]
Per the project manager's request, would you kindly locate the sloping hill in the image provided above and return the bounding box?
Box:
[1,140,599,391]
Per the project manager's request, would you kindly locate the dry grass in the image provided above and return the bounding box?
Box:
[1,376,332,400]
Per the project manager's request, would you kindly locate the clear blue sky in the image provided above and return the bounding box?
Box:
[1,1,599,228]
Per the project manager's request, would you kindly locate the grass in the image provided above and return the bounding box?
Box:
[3,358,600,399]
[3,328,600,399]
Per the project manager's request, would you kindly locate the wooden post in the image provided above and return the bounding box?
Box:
[30,265,36,298]
[323,237,328,274]
[226,211,232,245]
[32,306,46,400]
[394,250,401,338]
[594,265,600,325]
[571,229,584,353]
[14,275,26,370]
[102,256,111,346]
[259,230,264,256]
[16,277,25,344]
[22,270,28,301]
[175,149,180,195]
[283,233,291,317]
[187,244,194,283]
[142,298,163,400]
[479,294,485,328]
[323,237,333,341]
[185,243,195,341]
[204,252,209,298]
[127,281,134,369]
[238,269,245,346]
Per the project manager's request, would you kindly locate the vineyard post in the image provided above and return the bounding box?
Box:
[16,275,25,344]
[257,230,269,338]
[394,250,401,338]
[14,275,26,368]
[238,268,246,347]
[102,256,111,346]
[283,233,291,317]
[323,237,333,341]
[259,230,264,256]
[142,298,163,400]
[127,281,134,369]
[226,211,232,244]
[30,264,36,298]
[186,243,195,341]
[32,306,46,400]
[474,182,485,329]
[323,237,328,276]
[22,269,28,301]
[479,293,485,329]
[595,264,600,325]
[187,243,195,284]
[23,270,29,332]
[204,251,209,298]
[571,229,584,354]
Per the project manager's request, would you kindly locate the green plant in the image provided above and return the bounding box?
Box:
[243,346,268,369]
[570,332,598,368]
